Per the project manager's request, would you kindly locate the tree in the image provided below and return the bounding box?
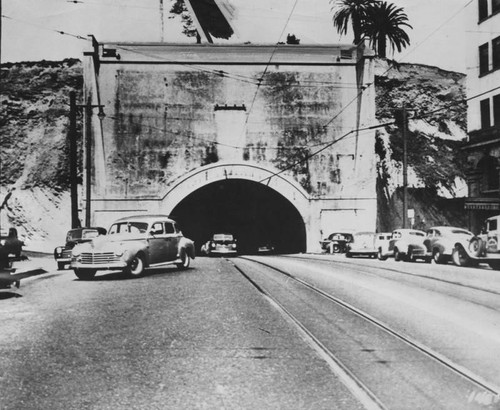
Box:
[169,0,199,40]
[169,0,234,43]
[331,0,377,44]
[364,1,412,58]
[331,0,412,57]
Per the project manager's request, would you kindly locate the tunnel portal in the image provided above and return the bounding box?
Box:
[169,179,306,255]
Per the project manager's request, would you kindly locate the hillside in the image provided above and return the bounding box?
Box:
[374,59,467,232]
[0,59,83,250]
[0,58,468,251]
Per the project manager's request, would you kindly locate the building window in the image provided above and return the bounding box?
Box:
[493,36,500,70]
[481,98,491,129]
[479,0,489,20]
[494,94,500,126]
[493,0,500,13]
[480,43,490,75]
[478,153,499,191]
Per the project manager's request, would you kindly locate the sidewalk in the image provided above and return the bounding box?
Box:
[0,251,55,288]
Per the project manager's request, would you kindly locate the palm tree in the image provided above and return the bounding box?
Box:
[331,0,377,44]
[363,1,412,58]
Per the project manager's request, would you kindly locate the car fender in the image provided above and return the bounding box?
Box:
[118,241,149,265]
[179,237,196,259]
[393,240,409,254]
[432,240,451,256]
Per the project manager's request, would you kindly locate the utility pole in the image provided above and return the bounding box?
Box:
[159,0,164,42]
[402,105,408,229]
[68,95,104,228]
[84,97,92,227]
[68,92,80,228]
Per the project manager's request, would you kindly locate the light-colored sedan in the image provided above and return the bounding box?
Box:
[70,215,195,280]
[380,229,428,262]
[346,232,377,258]
[424,226,474,264]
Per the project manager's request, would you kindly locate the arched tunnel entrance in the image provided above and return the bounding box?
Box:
[169,179,306,254]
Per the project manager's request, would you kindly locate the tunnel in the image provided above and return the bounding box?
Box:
[169,179,306,255]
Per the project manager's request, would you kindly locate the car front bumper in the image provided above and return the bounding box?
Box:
[71,252,128,270]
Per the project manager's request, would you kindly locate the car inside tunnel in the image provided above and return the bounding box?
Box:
[169,179,306,255]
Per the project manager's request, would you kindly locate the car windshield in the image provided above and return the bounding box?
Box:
[109,222,149,234]
[450,229,472,236]
[213,234,234,242]
[409,231,425,237]
[67,229,100,242]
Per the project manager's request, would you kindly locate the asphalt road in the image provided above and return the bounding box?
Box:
[1,254,499,409]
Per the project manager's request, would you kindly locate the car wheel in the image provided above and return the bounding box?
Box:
[377,249,388,261]
[432,249,445,264]
[331,244,340,254]
[126,254,145,277]
[405,247,414,262]
[176,250,191,269]
[468,237,483,257]
[451,245,471,267]
[74,269,96,280]
[57,262,66,270]
[394,248,402,262]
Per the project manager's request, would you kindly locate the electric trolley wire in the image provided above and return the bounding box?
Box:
[258,121,395,184]
[243,0,300,125]
[1,14,89,41]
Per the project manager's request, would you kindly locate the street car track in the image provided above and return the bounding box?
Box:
[230,259,387,410]
[283,254,500,297]
[233,256,500,400]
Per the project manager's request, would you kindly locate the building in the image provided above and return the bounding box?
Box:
[82,39,377,253]
[464,0,500,233]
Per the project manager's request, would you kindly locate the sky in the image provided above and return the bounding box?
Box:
[1,0,471,73]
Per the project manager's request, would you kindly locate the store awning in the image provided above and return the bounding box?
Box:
[465,199,500,210]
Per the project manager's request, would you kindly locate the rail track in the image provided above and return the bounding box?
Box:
[231,255,500,409]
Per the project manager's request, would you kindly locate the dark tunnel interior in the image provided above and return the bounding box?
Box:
[169,179,306,254]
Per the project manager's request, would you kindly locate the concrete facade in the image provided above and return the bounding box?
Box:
[464,0,500,233]
[82,40,377,252]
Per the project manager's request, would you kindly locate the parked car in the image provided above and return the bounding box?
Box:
[70,215,195,280]
[205,233,238,256]
[424,226,474,265]
[375,232,392,260]
[54,227,106,270]
[346,232,377,258]
[320,232,353,254]
[379,229,428,262]
[454,214,500,269]
[0,227,24,260]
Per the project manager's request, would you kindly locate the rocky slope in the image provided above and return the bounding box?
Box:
[0,58,468,251]
[0,59,83,250]
[374,59,467,232]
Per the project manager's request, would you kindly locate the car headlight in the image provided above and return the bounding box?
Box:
[72,248,81,257]
[0,239,5,246]
[55,247,63,254]
[114,249,124,257]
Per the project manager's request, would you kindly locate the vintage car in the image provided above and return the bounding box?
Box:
[70,215,195,280]
[453,215,500,269]
[319,232,353,254]
[379,229,428,262]
[423,226,474,265]
[205,233,238,256]
[346,232,377,258]
[0,228,24,260]
[375,232,392,260]
[54,227,107,270]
